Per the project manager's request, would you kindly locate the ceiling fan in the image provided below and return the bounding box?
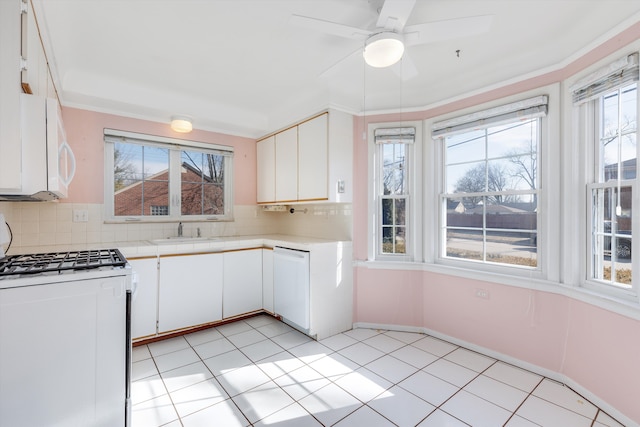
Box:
[290,0,493,79]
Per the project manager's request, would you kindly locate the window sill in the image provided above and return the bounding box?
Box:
[355,259,640,321]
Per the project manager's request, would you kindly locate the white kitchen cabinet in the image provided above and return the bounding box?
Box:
[223,249,262,318]
[256,109,352,204]
[275,126,298,202]
[21,0,51,97]
[256,135,275,203]
[298,113,328,200]
[262,248,274,313]
[158,253,223,333]
[0,0,23,192]
[128,257,159,340]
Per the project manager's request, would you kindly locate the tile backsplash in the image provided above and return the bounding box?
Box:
[0,202,352,252]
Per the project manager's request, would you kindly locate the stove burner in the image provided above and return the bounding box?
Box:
[0,249,127,276]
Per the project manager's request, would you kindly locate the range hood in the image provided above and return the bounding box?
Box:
[0,95,75,201]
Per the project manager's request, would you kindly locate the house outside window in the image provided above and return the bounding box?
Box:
[573,54,639,296]
[434,96,547,269]
[104,130,233,221]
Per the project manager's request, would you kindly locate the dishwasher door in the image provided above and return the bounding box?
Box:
[273,246,310,333]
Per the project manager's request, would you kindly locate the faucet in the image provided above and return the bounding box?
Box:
[178,222,183,237]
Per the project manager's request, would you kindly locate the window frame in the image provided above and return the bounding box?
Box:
[104,129,234,222]
[368,121,423,262]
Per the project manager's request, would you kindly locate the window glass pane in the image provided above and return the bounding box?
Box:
[446,228,484,261]
[114,142,169,217]
[448,161,486,194]
[485,230,537,267]
[381,144,406,195]
[180,150,225,216]
[599,84,637,183]
[446,129,485,164]
[487,119,537,160]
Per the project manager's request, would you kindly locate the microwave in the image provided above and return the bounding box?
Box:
[0,94,76,201]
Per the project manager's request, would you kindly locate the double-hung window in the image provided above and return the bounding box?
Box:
[370,123,420,261]
[573,53,639,297]
[434,96,547,269]
[104,129,233,221]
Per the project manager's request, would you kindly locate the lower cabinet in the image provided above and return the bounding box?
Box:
[223,249,262,318]
[158,253,223,333]
[129,257,159,340]
[262,248,274,313]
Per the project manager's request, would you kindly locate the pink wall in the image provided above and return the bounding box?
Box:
[60,107,256,205]
[352,22,640,424]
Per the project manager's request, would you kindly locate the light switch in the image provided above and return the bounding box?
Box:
[337,180,345,194]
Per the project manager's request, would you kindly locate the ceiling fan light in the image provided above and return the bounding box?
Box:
[170,116,193,133]
[363,32,405,68]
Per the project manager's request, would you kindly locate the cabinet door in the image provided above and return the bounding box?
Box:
[275,126,298,202]
[158,253,223,333]
[298,114,328,200]
[256,135,275,203]
[262,249,274,313]
[129,257,158,339]
[223,249,262,318]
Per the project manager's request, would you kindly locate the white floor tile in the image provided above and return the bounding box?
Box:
[418,409,470,426]
[184,327,223,347]
[339,341,385,366]
[132,345,152,362]
[132,374,166,405]
[334,367,393,403]
[132,357,159,382]
[334,405,396,426]
[226,329,267,348]
[217,363,272,397]
[147,336,189,357]
[343,328,382,341]
[422,358,478,387]
[244,314,278,328]
[444,347,496,372]
[231,381,296,424]
[515,395,594,427]
[161,361,214,393]
[319,333,359,351]
[131,394,179,427]
[271,330,313,349]
[255,351,306,380]
[411,335,458,356]
[532,378,598,419]
[384,330,424,344]
[595,411,626,427]
[180,398,250,427]
[390,345,439,369]
[216,320,253,337]
[399,370,460,406]
[307,353,360,380]
[441,390,512,427]
[274,365,329,401]
[193,336,236,360]
[504,414,541,426]
[170,378,229,418]
[365,354,418,383]
[463,374,528,412]
[241,338,283,362]
[287,340,332,364]
[483,361,542,393]
[256,321,294,338]
[363,333,406,353]
[297,382,362,426]
[253,402,322,427]
[203,349,252,376]
[153,347,201,373]
[368,385,436,426]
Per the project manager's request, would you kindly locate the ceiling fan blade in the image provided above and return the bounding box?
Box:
[289,14,371,40]
[391,52,418,81]
[404,15,494,46]
[376,0,416,31]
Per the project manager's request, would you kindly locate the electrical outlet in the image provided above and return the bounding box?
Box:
[72,209,88,222]
[475,288,490,299]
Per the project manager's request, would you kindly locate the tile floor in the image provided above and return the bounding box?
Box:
[132,314,624,426]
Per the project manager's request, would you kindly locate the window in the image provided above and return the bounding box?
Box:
[104,130,233,221]
[369,123,421,260]
[572,52,638,297]
[435,96,547,269]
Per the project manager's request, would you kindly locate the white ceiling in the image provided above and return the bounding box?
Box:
[33,0,640,138]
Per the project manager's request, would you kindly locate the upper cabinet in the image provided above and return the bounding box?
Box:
[21,0,56,98]
[256,110,353,204]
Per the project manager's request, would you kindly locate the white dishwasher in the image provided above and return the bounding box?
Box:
[273,246,310,333]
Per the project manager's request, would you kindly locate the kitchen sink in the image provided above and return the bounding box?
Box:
[148,236,220,244]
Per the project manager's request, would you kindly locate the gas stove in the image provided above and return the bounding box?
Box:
[0,249,127,277]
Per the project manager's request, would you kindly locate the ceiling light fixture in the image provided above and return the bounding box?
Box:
[363,31,405,68]
[170,116,193,133]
